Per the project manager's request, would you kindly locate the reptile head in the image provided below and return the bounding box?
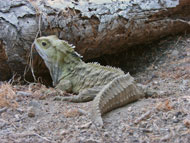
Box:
[34,35,82,85]
[34,35,82,63]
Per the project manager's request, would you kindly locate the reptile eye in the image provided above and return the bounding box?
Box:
[42,42,47,46]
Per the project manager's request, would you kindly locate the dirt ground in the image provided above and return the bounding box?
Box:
[0,34,189,143]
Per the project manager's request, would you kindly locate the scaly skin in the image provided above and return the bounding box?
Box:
[90,74,144,126]
[34,35,151,126]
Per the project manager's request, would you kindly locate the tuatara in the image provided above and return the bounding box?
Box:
[34,35,156,126]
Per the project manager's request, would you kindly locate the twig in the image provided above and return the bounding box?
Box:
[33,132,52,142]
[0,107,8,114]
[8,73,17,84]
[174,36,182,47]
[0,119,9,124]
[134,110,152,124]
[11,122,18,129]
[24,12,42,83]
[10,131,52,142]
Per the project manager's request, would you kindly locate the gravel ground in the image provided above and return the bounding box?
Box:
[0,35,189,143]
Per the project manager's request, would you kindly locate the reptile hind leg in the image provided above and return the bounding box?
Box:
[136,83,159,98]
[54,86,102,103]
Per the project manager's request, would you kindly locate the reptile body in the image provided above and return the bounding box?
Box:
[34,35,150,126]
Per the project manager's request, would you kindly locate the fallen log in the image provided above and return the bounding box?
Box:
[0,0,189,80]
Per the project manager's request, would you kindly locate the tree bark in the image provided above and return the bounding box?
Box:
[0,0,190,80]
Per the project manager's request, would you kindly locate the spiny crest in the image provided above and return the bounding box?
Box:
[95,74,133,108]
[87,62,124,74]
[61,40,83,58]
[62,40,76,52]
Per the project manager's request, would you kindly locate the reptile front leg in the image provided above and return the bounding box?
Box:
[54,86,103,102]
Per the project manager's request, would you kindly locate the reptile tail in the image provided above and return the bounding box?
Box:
[90,73,145,127]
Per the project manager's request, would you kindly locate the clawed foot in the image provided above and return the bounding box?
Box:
[54,96,73,101]
[136,83,161,98]
[53,94,94,102]
[145,89,159,98]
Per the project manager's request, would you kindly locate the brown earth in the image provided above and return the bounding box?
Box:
[0,34,189,143]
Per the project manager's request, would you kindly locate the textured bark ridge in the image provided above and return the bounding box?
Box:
[0,0,190,80]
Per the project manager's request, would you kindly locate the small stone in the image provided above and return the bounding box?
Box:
[28,107,35,118]
[16,91,32,97]
[28,112,35,118]
[60,130,68,135]
[175,111,182,117]
[161,134,171,142]
[79,122,91,129]
[104,132,109,137]
[158,90,165,96]
[78,108,87,115]
[173,119,180,123]
[36,120,40,124]
[128,107,132,112]
[29,101,40,108]
[15,97,22,102]
[183,119,190,128]
[39,94,46,100]
[16,108,25,114]
[182,80,188,85]
[79,137,100,143]
[85,139,99,143]
[153,81,158,85]
[151,74,158,79]
[171,50,179,57]
[14,114,20,120]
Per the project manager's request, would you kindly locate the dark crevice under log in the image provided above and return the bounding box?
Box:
[0,40,11,80]
[88,34,190,82]
[0,0,190,81]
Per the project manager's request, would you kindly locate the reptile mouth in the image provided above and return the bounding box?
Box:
[34,41,49,61]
